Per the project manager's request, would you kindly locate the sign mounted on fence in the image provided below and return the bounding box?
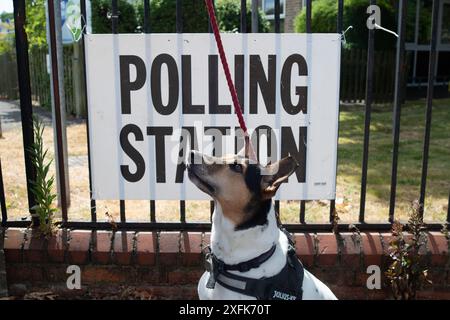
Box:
[85,34,341,200]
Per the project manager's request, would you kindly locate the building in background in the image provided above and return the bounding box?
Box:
[260,0,303,33]
[406,0,449,94]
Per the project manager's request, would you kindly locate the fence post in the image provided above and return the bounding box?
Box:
[80,0,97,222]
[330,0,344,222]
[389,0,408,223]
[300,0,312,223]
[251,0,258,33]
[419,0,440,216]
[13,0,38,225]
[72,41,86,118]
[360,0,376,222]
[47,0,69,221]
[240,0,247,33]
[110,0,126,223]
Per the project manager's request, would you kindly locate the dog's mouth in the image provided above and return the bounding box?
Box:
[187,165,215,195]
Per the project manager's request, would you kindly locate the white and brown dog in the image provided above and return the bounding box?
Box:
[187,147,337,300]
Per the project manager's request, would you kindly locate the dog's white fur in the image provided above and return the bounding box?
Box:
[198,202,338,300]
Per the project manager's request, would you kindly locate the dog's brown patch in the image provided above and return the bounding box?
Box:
[188,151,299,229]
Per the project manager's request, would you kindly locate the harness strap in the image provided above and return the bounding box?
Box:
[213,246,304,300]
[211,244,277,273]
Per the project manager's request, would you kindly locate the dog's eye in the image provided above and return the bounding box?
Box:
[229,163,243,174]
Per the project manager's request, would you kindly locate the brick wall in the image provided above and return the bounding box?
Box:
[0,228,8,297]
[2,228,450,299]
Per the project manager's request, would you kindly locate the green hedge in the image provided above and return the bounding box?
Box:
[92,0,138,33]
[294,0,397,50]
[135,0,270,33]
[215,0,270,33]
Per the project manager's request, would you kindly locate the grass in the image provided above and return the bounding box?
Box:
[0,98,449,225]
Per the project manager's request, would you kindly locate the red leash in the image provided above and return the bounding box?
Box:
[204,0,256,160]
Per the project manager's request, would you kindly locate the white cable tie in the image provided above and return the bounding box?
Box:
[374,23,399,38]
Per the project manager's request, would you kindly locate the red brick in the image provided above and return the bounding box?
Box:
[136,267,162,284]
[294,233,314,267]
[417,290,450,300]
[67,230,91,264]
[315,233,338,266]
[147,285,198,300]
[427,268,447,287]
[339,233,361,267]
[92,231,112,264]
[180,232,203,266]
[427,232,449,266]
[136,232,157,265]
[361,233,383,266]
[112,231,135,265]
[159,232,180,266]
[47,229,69,262]
[6,264,45,283]
[447,269,450,285]
[23,229,47,263]
[82,265,129,284]
[311,269,339,286]
[44,265,71,282]
[167,268,204,285]
[336,269,357,286]
[3,228,25,262]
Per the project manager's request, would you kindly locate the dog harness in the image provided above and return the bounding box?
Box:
[204,229,305,300]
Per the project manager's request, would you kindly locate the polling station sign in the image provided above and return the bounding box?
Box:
[85,34,341,200]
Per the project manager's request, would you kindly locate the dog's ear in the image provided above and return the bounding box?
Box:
[261,156,299,199]
[237,145,246,158]
[237,135,257,163]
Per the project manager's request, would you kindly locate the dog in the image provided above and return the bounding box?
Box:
[187,147,338,300]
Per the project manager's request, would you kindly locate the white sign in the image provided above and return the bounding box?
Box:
[85,34,341,200]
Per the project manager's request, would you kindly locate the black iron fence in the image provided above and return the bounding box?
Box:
[0,0,449,233]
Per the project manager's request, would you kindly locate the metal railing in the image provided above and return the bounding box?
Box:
[1,0,449,233]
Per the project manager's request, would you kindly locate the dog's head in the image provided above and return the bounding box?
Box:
[187,147,298,230]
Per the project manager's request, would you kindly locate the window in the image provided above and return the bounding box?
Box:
[440,2,450,44]
[263,0,285,19]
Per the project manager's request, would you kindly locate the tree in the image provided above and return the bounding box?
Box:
[25,0,48,49]
[0,12,14,22]
[92,0,139,33]
[294,0,397,50]
[216,0,270,33]
[0,12,14,55]
[136,0,270,33]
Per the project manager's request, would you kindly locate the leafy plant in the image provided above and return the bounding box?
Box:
[385,201,431,300]
[28,116,58,237]
[331,206,340,234]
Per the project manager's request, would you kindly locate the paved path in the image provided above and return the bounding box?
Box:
[0,100,88,166]
[0,100,84,132]
[0,100,54,132]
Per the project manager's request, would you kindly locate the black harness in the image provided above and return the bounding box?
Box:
[204,229,305,300]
